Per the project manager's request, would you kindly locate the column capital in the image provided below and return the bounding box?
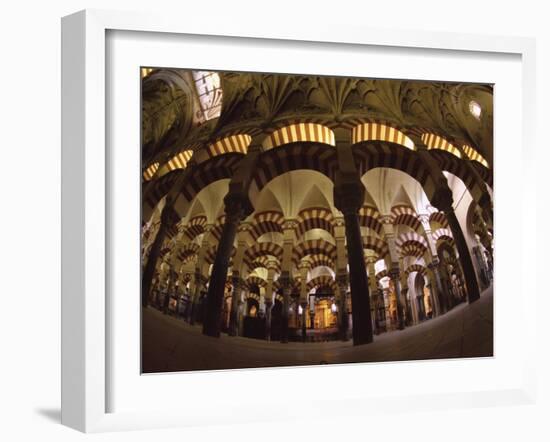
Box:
[333,216,345,228]
[333,174,365,214]
[298,258,311,271]
[237,222,251,234]
[418,213,431,225]
[335,271,348,288]
[223,191,254,222]
[364,250,378,265]
[278,271,294,290]
[281,219,299,231]
[430,187,454,214]
[266,259,279,272]
[231,271,244,287]
[389,267,400,280]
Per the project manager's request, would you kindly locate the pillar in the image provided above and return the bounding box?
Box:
[336,273,349,341]
[142,202,176,307]
[398,258,413,325]
[389,266,405,330]
[380,216,405,330]
[419,214,446,314]
[309,295,315,330]
[279,220,297,343]
[228,274,243,336]
[264,259,277,340]
[427,262,443,315]
[228,230,248,336]
[190,272,207,324]
[279,274,292,343]
[431,188,481,303]
[299,259,310,342]
[203,192,253,338]
[334,176,373,345]
[366,256,379,333]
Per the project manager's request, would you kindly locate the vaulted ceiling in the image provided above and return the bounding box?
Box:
[142,69,493,168]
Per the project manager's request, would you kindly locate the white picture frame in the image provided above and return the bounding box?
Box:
[61,9,537,433]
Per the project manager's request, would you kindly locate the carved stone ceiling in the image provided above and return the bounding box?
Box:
[142,70,493,167]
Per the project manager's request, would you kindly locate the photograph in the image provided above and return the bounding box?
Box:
[140,68,494,373]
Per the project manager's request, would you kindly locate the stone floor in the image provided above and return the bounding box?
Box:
[142,287,493,373]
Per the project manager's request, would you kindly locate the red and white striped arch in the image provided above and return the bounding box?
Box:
[391,205,422,232]
[421,133,462,159]
[205,134,252,159]
[262,123,335,150]
[351,121,415,150]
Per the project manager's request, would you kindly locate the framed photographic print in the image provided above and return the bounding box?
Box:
[61,9,537,433]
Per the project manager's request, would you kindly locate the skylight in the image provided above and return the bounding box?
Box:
[469,100,482,120]
[192,71,223,122]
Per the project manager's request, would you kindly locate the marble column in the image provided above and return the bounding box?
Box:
[418,214,446,314]
[336,274,349,341]
[279,274,292,343]
[399,259,413,325]
[188,271,205,325]
[279,220,297,343]
[264,260,277,340]
[203,193,252,338]
[300,302,308,341]
[334,178,373,345]
[228,230,248,336]
[427,262,443,316]
[379,216,406,330]
[142,203,175,308]
[299,260,310,342]
[366,257,379,334]
[389,267,405,330]
[432,188,481,304]
[228,273,242,336]
[309,298,315,330]
[162,269,175,314]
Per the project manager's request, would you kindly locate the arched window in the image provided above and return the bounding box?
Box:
[469,100,482,120]
[192,71,223,122]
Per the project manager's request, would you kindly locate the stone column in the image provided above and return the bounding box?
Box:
[174,281,181,318]
[279,274,292,343]
[333,218,349,340]
[142,202,176,307]
[228,230,248,336]
[309,295,316,330]
[228,274,243,336]
[399,260,413,325]
[383,289,391,330]
[389,266,405,330]
[380,217,405,330]
[336,273,349,341]
[334,177,373,345]
[279,220,297,343]
[427,262,443,315]
[203,193,253,338]
[298,259,310,342]
[419,214,445,314]
[365,256,379,333]
[431,188,481,303]
[300,302,308,341]
[264,259,277,340]
[189,272,206,325]
[187,225,212,323]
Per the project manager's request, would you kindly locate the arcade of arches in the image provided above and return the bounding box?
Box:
[141,68,494,371]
